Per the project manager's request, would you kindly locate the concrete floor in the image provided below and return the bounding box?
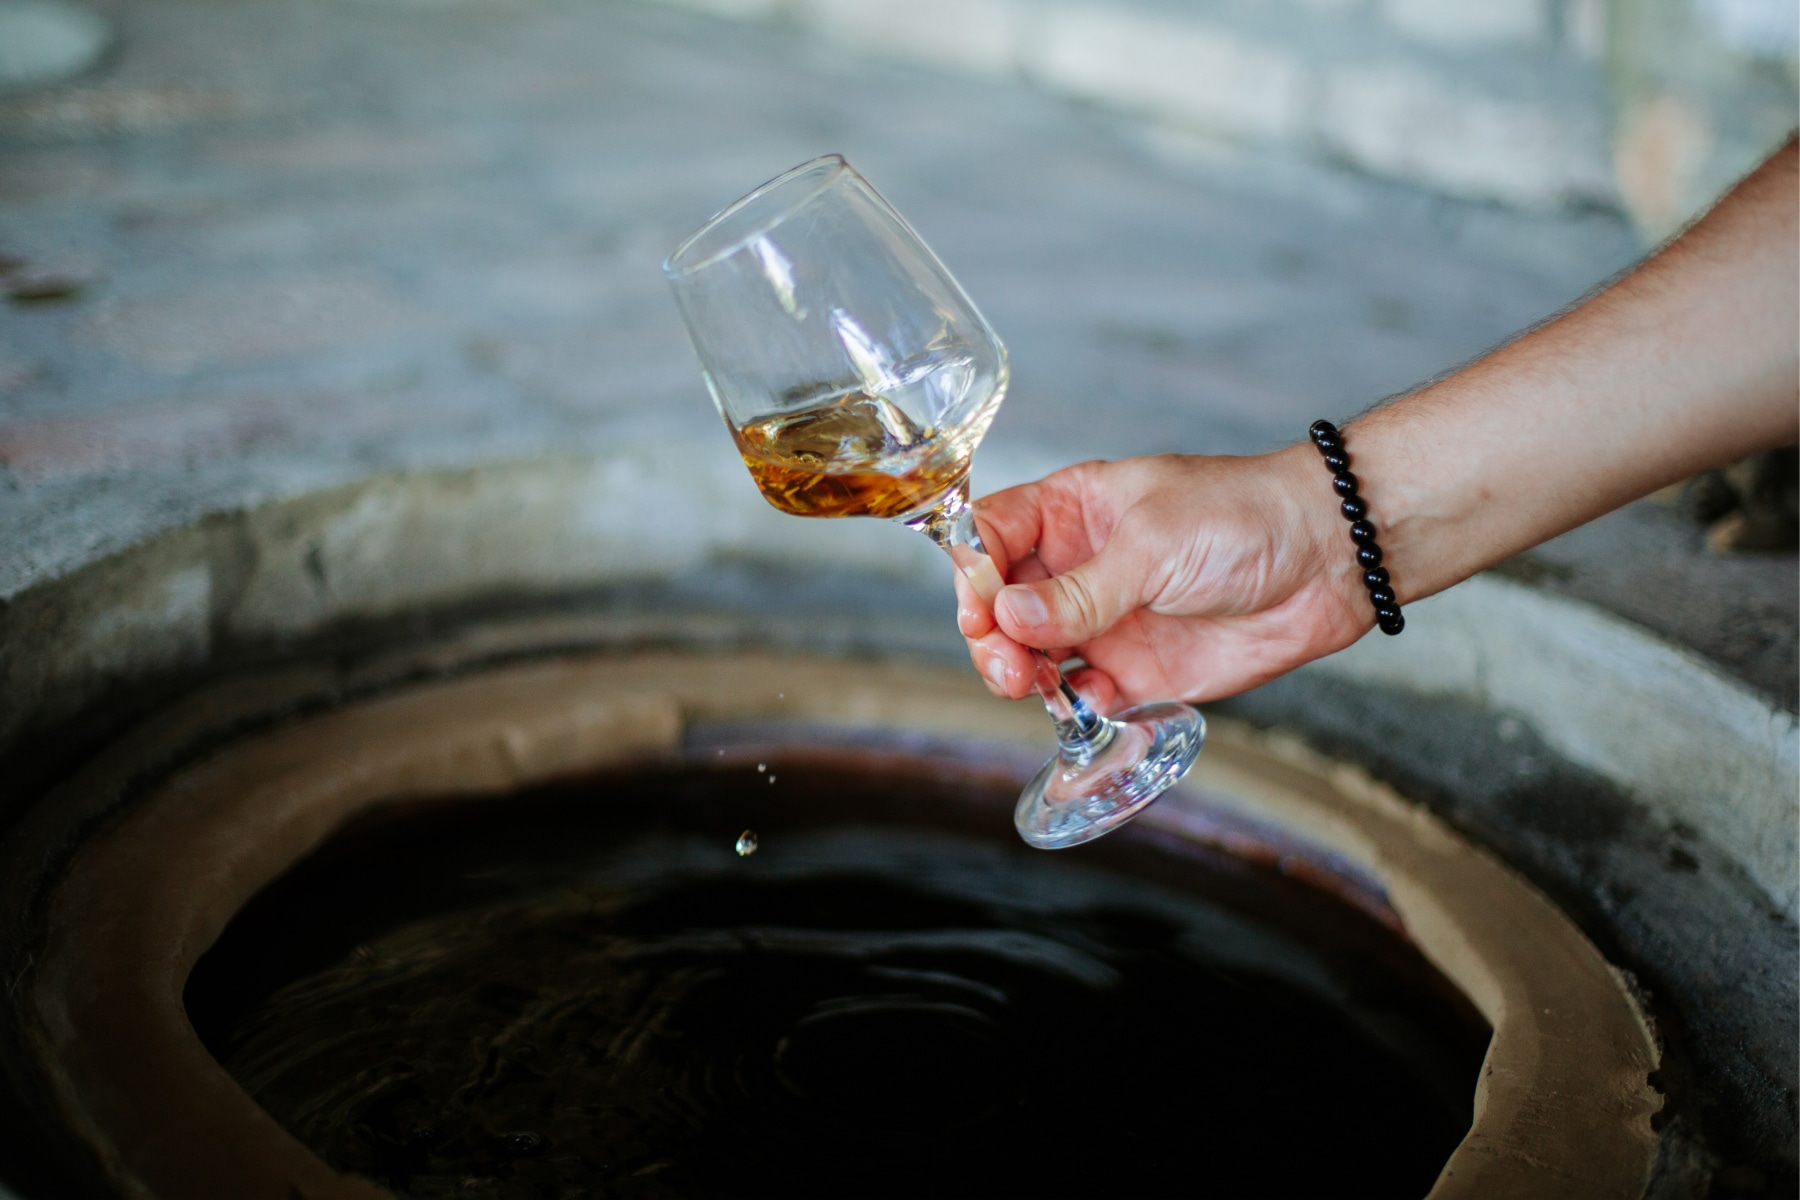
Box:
[6,0,1788,709]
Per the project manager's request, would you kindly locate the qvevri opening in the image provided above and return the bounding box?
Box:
[185,746,1490,1199]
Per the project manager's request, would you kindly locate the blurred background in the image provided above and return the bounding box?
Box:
[0,6,1795,1193]
[1,0,1794,696]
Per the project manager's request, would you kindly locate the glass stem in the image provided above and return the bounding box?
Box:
[905,482,1114,764]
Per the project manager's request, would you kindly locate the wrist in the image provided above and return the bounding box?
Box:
[1342,392,1487,605]
[1271,442,1376,633]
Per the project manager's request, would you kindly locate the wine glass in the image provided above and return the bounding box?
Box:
[663,155,1204,849]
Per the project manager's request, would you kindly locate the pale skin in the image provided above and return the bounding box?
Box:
[959,137,1798,711]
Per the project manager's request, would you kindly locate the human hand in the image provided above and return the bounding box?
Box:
[958,140,1797,712]
[955,447,1375,711]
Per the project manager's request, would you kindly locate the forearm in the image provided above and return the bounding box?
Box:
[1349,138,1798,604]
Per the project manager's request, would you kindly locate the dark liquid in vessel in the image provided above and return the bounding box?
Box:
[187,753,1489,1198]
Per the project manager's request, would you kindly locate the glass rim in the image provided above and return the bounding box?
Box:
[663,154,852,279]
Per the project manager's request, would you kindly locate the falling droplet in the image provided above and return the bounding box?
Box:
[756,763,767,773]
[735,830,759,857]
[767,775,776,784]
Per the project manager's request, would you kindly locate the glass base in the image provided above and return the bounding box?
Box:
[1013,702,1206,850]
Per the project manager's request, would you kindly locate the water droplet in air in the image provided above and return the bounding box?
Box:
[767,775,776,784]
[735,830,759,857]
[756,763,767,772]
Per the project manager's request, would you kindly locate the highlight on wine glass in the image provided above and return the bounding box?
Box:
[663,154,1204,849]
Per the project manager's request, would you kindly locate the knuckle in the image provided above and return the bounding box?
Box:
[1056,573,1104,635]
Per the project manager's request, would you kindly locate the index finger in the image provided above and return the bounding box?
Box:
[968,481,1046,585]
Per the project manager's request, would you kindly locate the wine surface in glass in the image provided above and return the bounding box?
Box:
[734,391,973,519]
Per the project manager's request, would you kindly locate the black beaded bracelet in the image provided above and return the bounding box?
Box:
[1308,420,1404,636]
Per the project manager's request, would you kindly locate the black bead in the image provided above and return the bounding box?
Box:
[1309,418,1401,634]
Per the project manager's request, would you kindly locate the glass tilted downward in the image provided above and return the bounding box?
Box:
[665,154,1203,848]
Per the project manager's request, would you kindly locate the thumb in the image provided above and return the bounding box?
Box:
[993,536,1156,648]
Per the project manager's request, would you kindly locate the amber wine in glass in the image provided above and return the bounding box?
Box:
[664,155,1203,849]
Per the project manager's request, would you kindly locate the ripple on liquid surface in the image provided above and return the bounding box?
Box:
[186,761,1489,1198]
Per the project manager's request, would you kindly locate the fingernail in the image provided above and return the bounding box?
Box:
[999,587,1047,627]
[985,656,1010,691]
